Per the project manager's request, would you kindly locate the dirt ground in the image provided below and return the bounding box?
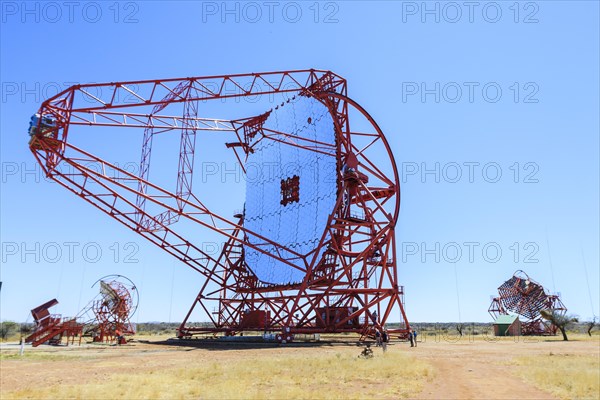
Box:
[413,337,575,400]
[1,334,598,399]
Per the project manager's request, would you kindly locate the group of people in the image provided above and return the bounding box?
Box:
[375,328,390,351]
[374,328,418,350]
[409,329,418,347]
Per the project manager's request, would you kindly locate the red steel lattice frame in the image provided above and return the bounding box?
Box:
[88,279,137,343]
[24,299,83,347]
[29,69,410,340]
[489,270,567,335]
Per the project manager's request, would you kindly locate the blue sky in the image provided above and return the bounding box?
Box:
[1,1,598,324]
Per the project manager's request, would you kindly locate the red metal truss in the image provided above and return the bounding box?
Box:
[489,270,567,335]
[29,69,410,341]
[88,278,137,343]
[67,275,139,344]
[24,299,83,347]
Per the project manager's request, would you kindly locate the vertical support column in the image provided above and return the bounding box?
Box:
[136,121,154,225]
[176,94,199,210]
[136,81,192,229]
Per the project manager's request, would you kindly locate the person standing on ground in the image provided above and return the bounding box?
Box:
[382,329,389,352]
[409,329,414,347]
[413,330,418,347]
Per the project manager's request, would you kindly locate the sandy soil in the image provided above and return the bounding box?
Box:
[409,336,585,400]
[1,335,598,399]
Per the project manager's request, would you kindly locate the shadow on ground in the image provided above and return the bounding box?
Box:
[137,337,379,351]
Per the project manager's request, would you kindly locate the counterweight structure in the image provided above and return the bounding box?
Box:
[24,299,82,347]
[489,270,566,335]
[28,70,410,340]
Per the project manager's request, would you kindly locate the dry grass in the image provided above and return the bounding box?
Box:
[0,351,81,361]
[7,334,597,399]
[511,352,600,400]
[2,346,431,400]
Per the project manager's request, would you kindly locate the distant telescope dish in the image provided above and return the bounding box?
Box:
[489,270,567,335]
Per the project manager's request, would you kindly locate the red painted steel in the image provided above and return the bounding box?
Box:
[25,299,83,347]
[29,70,410,341]
[77,275,138,344]
[489,270,567,335]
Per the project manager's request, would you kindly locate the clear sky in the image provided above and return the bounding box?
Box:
[1,1,598,324]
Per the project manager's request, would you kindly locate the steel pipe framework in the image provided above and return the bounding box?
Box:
[29,69,410,341]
